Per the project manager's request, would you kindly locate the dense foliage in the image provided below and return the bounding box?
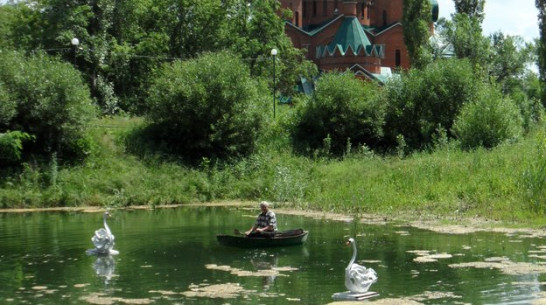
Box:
[453,84,523,149]
[0,0,313,115]
[454,0,485,20]
[146,51,268,161]
[403,0,433,68]
[383,58,479,150]
[292,73,385,157]
[0,131,34,164]
[0,50,96,161]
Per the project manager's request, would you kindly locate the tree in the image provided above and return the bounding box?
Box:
[383,58,479,150]
[488,32,534,94]
[403,0,433,68]
[0,2,43,51]
[454,0,485,20]
[0,50,96,159]
[146,51,268,161]
[223,0,316,97]
[536,0,546,107]
[441,13,489,68]
[453,84,523,150]
[292,72,386,157]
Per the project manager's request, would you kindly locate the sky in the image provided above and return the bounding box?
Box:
[437,0,539,43]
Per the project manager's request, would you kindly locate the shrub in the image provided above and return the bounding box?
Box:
[383,58,478,150]
[453,84,523,149]
[0,50,97,160]
[146,51,268,161]
[292,72,385,157]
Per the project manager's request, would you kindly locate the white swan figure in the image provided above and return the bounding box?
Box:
[345,237,377,293]
[86,211,119,256]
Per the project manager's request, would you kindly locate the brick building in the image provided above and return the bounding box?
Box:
[279,0,439,81]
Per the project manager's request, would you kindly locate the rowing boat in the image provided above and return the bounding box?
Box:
[216,229,308,248]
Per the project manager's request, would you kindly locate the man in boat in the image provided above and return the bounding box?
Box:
[245,201,277,237]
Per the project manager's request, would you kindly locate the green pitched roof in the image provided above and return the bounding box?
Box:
[326,17,372,54]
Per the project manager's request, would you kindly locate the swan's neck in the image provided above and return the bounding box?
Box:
[347,242,357,268]
[103,213,111,236]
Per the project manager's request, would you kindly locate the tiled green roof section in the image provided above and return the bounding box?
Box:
[326,17,372,54]
[302,16,340,36]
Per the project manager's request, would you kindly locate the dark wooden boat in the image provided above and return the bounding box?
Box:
[217,229,309,248]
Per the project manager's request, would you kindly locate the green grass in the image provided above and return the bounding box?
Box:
[0,116,545,226]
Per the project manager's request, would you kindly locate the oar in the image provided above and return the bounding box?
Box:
[234,229,246,236]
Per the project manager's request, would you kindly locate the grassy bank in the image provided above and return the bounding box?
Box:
[0,116,544,226]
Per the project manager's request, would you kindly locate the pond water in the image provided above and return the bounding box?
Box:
[1,206,546,305]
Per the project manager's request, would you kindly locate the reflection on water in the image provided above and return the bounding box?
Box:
[1,207,546,304]
[92,255,116,284]
[251,253,278,289]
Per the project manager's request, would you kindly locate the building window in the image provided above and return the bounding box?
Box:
[361,3,365,19]
[334,0,338,9]
[303,1,307,17]
[383,10,387,26]
[395,49,401,67]
[313,1,317,17]
[323,0,327,16]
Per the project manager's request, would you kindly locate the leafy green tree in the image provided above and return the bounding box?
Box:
[383,58,479,150]
[223,0,316,97]
[403,0,433,68]
[536,0,546,107]
[146,51,268,161]
[453,84,523,149]
[0,2,43,51]
[488,32,534,94]
[454,0,485,20]
[292,72,386,157]
[442,12,490,68]
[0,50,96,159]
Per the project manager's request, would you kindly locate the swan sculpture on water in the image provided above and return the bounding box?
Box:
[345,237,377,293]
[86,211,119,256]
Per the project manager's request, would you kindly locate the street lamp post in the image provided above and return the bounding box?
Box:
[271,48,278,118]
[71,37,79,65]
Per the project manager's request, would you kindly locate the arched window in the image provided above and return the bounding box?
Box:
[383,10,387,26]
[313,1,317,17]
[295,11,299,27]
[395,49,401,67]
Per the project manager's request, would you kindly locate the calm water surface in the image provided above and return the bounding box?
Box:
[1,206,545,304]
